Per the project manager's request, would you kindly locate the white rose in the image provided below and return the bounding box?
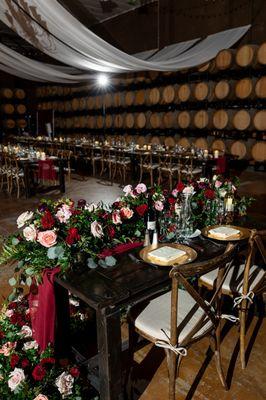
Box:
[85,203,98,212]
[183,186,195,195]
[23,224,37,241]
[69,298,79,307]
[112,211,122,225]
[123,185,132,195]
[8,368,25,392]
[20,325,32,338]
[17,211,33,228]
[90,221,103,239]
[23,340,38,351]
[55,371,74,398]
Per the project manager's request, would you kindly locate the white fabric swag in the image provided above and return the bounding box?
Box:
[0,0,250,75]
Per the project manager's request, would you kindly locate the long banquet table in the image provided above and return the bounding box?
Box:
[54,235,228,400]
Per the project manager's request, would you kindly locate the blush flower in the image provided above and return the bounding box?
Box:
[55,371,74,398]
[183,186,195,195]
[120,207,134,219]
[171,189,178,197]
[0,341,17,356]
[154,200,164,211]
[135,183,147,194]
[8,368,25,392]
[23,224,37,241]
[112,211,122,225]
[123,185,132,195]
[23,340,38,351]
[17,211,33,228]
[215,180,222,188]
[56,204,72,223]
[33,395,49,400]
[91,221,103,239]
[37,230,57,248]
[20,325,32,338]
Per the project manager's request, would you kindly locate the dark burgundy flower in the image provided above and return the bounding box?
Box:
[8,302,17,310]
[32,364,46,381]
[163,189,169,196]
[66,227,81,245]
[70,367,80,378]
[41,210,55,229]
[168,197,175,205]
[112,201,122,209]
[40,357,55,365]
[38,203,47,212]
[135,204,148,217]
[21,358,30,368]
[0,331,4,340]
[10,313,24,326]
[176,182,185,192]
[10,354,20,369]
[204,189,215,200]
[77,199,86,208]
[107,226,116,239]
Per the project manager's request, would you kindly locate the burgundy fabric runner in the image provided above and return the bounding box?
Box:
[216,156,226,174]
[38,159,57,181]
[29,266,61,351]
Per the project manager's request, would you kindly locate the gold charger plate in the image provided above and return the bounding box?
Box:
[139,243,197,267]
[201,225,250,242]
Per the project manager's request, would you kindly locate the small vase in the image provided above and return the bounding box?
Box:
[180,193,194,239]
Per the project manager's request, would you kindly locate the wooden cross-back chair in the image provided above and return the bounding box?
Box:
[8,155,25,198]
[128,244,236,400]
[158,152,178,190]
[138,151,159,187]
[100,146,116,183]
[199,229,266,369]
[180,154,202,181]
[113,148,131,186]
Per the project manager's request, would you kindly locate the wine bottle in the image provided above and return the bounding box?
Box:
[146,194,157,242]
[224,182,234,224]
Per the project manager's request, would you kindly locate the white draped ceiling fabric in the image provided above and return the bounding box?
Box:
[0,0,250,81]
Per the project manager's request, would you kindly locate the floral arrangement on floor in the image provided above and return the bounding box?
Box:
[0,295,84,400]
[0,178,253,295]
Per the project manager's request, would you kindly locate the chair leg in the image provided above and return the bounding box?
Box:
[125,324,139,400]
[166,349,178,400]
[239,303,247,369]
[150,169,154,187]
[169,173,173,191]
[210,328,228,390]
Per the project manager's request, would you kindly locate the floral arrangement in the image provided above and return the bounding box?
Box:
[0,295,84,399]
[0,179,253,297]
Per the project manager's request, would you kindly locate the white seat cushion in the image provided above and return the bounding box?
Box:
[134,290,212,343]
[199,264,265,295]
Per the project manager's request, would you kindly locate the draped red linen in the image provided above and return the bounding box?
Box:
[216,156,227,174]
[38,159,57,181]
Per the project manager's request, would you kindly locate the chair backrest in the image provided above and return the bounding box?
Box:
[169,244,236,347]
[242,229,266,296]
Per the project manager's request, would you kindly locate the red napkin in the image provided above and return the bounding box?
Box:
[38,159,57,181]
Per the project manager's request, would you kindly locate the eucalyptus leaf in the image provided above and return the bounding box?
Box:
[11,237,19,246]
[47,245,64,260]
[25,267,35,276]
[87,258,97,269]
[105,256,116,267]
[18,260,24,269]
[8,290,16,301]
[134,229,141,237]
[99,259,107,268]
[26,277,32,287]
[166,232,175,240]
[8,277,17,286]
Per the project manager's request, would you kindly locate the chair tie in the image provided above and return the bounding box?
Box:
[220,314,239,323]
[155,329,187,357]
[233,291,254,308]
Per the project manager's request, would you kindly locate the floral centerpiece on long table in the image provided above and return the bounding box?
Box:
[0,177,253,399]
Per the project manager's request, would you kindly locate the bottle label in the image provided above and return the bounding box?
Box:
[147,221,156,230]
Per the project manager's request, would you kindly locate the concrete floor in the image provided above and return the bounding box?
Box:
[0,169,265,399]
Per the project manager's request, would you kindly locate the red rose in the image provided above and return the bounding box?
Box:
[41,357,55,365]
[135,204,148,217]
[70,367,80,378]
[21,358,30,368]
[112,201,122,209]
[0,331,4,340]
[32,364,46,381]
[204,189,215,200]
[10,354,20,369]
[107,226,116,239]
[8,302,18,310]
[10,313,24,326]
[66,227,81,245]
[41,210,55,229]
[99,248,113,259]
[168,197,175,205]
[176,182,185,192]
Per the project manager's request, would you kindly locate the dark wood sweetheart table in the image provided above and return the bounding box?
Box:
[54,235,229,400]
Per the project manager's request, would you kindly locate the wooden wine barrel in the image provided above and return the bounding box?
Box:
[148,71,160,81]
[236,44,258,68]
[125,113,135,129]
[3,119,15,129]
[114,114,124,128]
[255,77,266,98]
[64,101,71,113]
[57,87,64,96]
[163,111,176,129]
[0,88,13,99]
[164,136,176,147]
[96,115,104,129]
[123,91,134,107]
[105,114,113,128]
[135,89,146,105]
[95,95,103,109]
[211,139,226,152]
[71,98,79,111]
[149,113,161,129]
[86,116,94,129]
[52,101,59,111]
[193,110,211,129]
[213,109,251,130]
[63,87,71,96]
[177,137,190,149]
[1,104,14,114]
[79,116,87,128]
[215,49,235,70]
[16,119,27,128]
[150,136,160,145]
[194,137,209,150]
[79,97,87,110]
[214,80,234,100]
[87,97,95,110]
[193,82,214,102]
[104,93,113,108]
[14,88,26,99]
[257,42,266,66]
[58,102,65,112]
[66,118,74,129]
[148,87,161,105]
[197,60,216,73]
[178,84,192,102]
[161,85,176,104]
[213,109,229,130]
[251,141,266,161]
[135,112,146,129]
[253,110,266,131]
[16,104,27,114]
[74,116,81,128]
[177,111,191,129]
[233,110,251,131]
[235,78,255,99]
[136,135,146,146]
[230,140,247,159]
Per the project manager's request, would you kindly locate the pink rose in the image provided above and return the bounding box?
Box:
[215,180,222,188]
[56,204,72,223]
[183,186,195,195]
[112,211,122,225]
[5,309,14,318]
[8,368,25,392]
[171,189,178,198]
[135,183,147,194]
[23,224,37,241]
[0,341,16,356]
[37,230,57,248]
[123,185,132,195]
[20,325,32,338]
[91,221,103,239]
[33,395,49,400]
[55,371,74,398]
[154,200,164,211]
[120,207,134,219]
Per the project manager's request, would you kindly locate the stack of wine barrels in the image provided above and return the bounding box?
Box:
[1,88,27,130]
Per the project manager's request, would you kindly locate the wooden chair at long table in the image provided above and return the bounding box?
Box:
[138,151,159,187]
[158,152,179,190]
[199,229,266,369]
[127,244,236,400]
